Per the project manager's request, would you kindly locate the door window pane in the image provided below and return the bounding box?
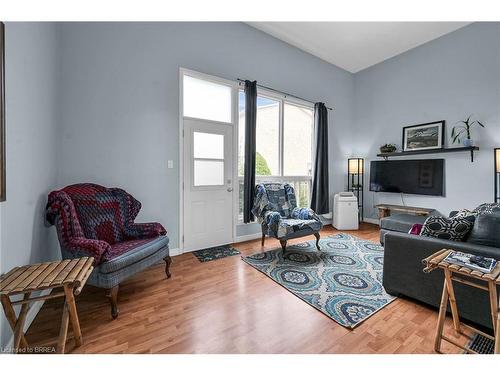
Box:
[283,103,313,176]
[194,160,224,186]
[183,75,231,123]
[193,132,224,159]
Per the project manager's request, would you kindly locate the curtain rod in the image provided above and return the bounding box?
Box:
[236,78,333,111]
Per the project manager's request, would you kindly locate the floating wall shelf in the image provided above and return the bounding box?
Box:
[377,146,479,162]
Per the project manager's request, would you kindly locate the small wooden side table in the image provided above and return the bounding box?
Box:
[0,257,94,354]
[423,249,500,354]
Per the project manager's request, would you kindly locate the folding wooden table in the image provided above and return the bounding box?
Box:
[0,257,94,354]
[423,249,500,354]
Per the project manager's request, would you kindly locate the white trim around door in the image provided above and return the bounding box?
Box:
[178,68,239,254]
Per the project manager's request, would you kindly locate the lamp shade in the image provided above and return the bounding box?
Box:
[496,148,500,173]
[348,158,364,174]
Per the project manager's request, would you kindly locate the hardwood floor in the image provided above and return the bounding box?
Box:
[24,224,469,354]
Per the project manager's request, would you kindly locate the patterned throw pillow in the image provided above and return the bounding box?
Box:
[451,209,477,219]
[473,203,500,215]
[421,215,474,241]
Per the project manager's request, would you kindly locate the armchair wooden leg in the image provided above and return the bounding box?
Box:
[261,233,265,247]
[314,233,321,250]
[164,256,172,279]
[280,239,287,252]
[106,285,119,320]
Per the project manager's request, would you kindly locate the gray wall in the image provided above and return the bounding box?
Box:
[353,22,500,219]
[56,22,354,247]
[0,23,60,348]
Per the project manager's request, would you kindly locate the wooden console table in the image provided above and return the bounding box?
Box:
[0,257,94,354]
[423,249,500,354]
[376,204,433,218]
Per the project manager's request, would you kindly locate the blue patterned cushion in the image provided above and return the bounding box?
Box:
[278,218,322,236]
[264,183,292,217]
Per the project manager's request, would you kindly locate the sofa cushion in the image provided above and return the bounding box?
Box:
[98,235,169,274]
[380,214,427,233]
[467,213,500,248]
[421,215,474,241]
[87,244,169,289]
[276,218,322,239]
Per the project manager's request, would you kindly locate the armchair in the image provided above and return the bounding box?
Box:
[46,183,171,319]
[252,183,323,251]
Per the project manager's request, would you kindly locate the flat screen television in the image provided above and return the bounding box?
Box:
[369,159,444,196]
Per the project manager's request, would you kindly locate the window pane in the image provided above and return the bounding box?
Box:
[239,93,280,176]
[194,160,224,186]
[256,96,280,176]
[286,180,311,207]
[238,91,245,176]
[193,132,224,159]
[283,103,313,176]
[183,75,231,123]
[238,179,244,221]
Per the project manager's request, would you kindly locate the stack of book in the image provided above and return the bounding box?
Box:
[443,251,497,274]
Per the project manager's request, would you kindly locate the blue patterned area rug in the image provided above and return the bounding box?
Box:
[192,245,240,262]
[242,233,396,328]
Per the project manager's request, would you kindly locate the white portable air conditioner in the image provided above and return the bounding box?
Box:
[333,192,359,230]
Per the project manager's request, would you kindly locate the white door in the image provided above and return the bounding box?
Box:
[183,118,234,251]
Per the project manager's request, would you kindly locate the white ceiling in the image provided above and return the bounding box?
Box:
[248,22,470,73]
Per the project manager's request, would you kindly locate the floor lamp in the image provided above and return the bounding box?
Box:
[348,158,364,222]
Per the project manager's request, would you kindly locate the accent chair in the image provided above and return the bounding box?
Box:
[252,182,323,251]
[46,183,171,319]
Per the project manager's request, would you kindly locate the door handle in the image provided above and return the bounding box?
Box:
[227,187,234,192]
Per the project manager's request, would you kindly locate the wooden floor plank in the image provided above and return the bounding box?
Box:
[25,224,470,353]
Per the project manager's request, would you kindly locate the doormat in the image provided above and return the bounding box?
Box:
[192,245,240,262]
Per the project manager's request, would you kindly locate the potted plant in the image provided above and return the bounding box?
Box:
[379,144,397,154]
[451,115,485,147]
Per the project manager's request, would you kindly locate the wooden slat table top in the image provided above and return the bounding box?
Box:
[423,249,500,283]
[375,203,434,214]
[0,257,94,295]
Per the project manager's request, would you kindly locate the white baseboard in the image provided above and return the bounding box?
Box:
[5,288,52,350]
[169,248,182,257]
[363,218,380,225]
[234,232,262,243]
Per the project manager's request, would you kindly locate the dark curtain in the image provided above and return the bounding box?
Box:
[310,102,329,214]
[243,80,257,223]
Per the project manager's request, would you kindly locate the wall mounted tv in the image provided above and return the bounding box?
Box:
[369,159,444,196]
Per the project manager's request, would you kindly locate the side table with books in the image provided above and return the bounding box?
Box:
[423,249,500,354]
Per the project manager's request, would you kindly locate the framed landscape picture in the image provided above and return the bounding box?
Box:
[402,120,444,152]
[0,22,4,202]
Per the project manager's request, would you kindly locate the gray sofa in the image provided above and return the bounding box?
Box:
[381,212,500,330]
